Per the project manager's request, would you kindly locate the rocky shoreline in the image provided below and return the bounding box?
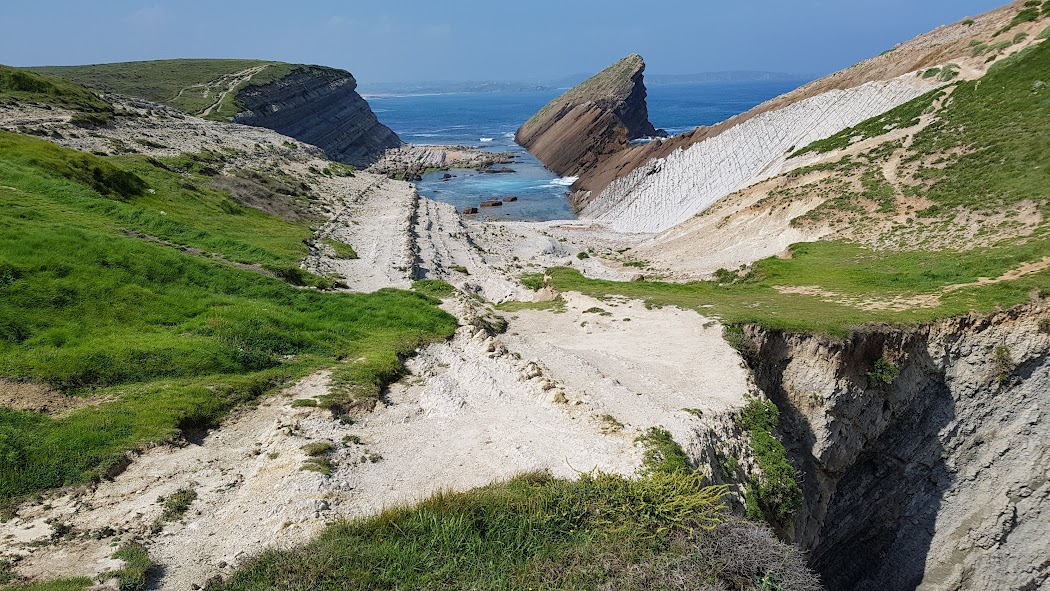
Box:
[368,144,515,181]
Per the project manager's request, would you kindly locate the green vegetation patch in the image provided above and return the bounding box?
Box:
[34,59,272,116]
[635,427,692,476]
[910,39,1050,212]
[411,279,455,299]
[2,579,92,591]
[0,133,455,502]
[0,65,114,124]
[216,470,790,591]
[112,544,152,591]
[740,400,802,526]
[790,88,945,157]
[321,238,358,260]
[34,60,352,122]
[544,238,1050,335]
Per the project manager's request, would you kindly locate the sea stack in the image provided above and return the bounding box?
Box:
[515,54,664,208]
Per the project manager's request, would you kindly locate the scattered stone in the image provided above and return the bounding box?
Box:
[480,200,503,208]
[462,207,479,214]
[503,196,518,203]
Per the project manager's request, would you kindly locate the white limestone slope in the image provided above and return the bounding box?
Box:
[581,75,936,233]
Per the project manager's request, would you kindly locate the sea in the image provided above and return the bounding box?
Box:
[367,80,808,221]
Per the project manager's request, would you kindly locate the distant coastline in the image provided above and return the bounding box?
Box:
[359,70,808,97]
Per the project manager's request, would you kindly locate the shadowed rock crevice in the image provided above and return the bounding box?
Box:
[742,304,1050,591]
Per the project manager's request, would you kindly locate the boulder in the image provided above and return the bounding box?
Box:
[502,196,518,202]
[462,207,479,214]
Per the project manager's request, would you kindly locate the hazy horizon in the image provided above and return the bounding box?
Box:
[2,0,1007,84]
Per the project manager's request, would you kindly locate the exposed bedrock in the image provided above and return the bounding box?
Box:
[742,303,1050,591]
[234,67,401,168]
[580,75,934,233]
[514,54,663,191]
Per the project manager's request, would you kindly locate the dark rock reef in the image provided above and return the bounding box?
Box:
[234,66,401,168]
[514,54,664,209]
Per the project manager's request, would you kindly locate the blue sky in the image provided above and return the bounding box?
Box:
[1,1,1007,82]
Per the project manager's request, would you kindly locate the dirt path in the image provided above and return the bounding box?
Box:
[304,174,417,292]
[198,65,269,118]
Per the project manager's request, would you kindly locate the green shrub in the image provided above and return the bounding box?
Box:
[301,441,334,456]
[867,357,901,387]
[994,345,1015,382]
[740,400,802,526]
[635,427,691,475]
[576,251,589,260]
[112,544,152,591]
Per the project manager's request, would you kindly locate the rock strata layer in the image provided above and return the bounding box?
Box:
[514,54,663,200]
[234,66,401,168]
[742,303,1050,591]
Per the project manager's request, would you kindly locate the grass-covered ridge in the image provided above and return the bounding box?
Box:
[33,59,351,121]
[546,238,1048,335]
[0,132,457,502]
[0,65,114,124]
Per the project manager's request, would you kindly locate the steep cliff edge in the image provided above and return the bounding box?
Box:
[740,303,1050,591]
[233,66,401,168]
[34,60,402,168]
[515,54,662,205]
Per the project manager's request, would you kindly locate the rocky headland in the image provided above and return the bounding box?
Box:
[514,54,664,209]
[233,66,402,168]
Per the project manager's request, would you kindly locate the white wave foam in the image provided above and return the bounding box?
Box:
[549,176,578,187]
[503,132,515,138]
[480,138,494,142]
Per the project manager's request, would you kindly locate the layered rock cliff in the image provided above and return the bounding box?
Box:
[570,1,1036,225]
[514,54,663,205]
[739,303,1050,591]
[233,66,401,168]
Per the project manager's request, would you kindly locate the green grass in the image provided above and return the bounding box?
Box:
[321,238,358,260]
[112,544,152,591]
[739,400,801,526]
[790,88,946,157]
[544,238,1049,335]
[411,279,456,299]
[34,60,350,121]
[0,65,113,124]
[33,59,272,115]
[496,296,567,313]
[154,488,197,530]
[0,133,456,502]
[214,470,763,591]
[910,39,1050,213]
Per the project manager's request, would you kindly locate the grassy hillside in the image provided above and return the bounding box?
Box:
[33,59,348,120]
[0,65,114,124]
[0,131,456,503]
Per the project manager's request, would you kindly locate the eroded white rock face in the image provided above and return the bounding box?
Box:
[581,75,936,233]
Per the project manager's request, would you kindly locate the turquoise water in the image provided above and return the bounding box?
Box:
[368,80,808,220]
